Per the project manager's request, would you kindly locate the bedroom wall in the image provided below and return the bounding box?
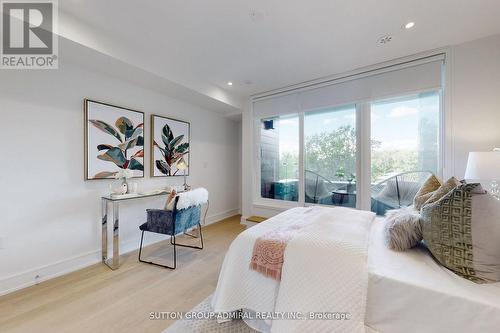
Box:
[241,33,500,220]
[0,53,241,295]
[450,34,500,177]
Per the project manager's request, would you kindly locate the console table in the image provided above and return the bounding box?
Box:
[101,191,171,270]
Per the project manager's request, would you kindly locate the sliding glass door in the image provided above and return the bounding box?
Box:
[257,91,441,215]
[304,105,357,207]
[370,92,440,215]
[260,115,299,202]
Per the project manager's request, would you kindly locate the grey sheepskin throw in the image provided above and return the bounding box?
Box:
[384,206,423,251]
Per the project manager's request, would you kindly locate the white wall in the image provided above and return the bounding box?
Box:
[0,57,240,295]
[450,34,500,177]
[241,33,500,219]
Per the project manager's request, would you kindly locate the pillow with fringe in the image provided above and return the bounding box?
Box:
[422,177,460,207]
[384,206,423,251]
[413,175,441,211]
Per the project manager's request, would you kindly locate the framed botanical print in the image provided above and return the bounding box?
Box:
[84,99,144,180]
[151,114,190,177]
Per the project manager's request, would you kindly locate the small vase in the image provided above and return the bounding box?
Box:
[121,178,129,194]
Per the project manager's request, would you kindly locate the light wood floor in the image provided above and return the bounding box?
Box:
[0,215,245,333]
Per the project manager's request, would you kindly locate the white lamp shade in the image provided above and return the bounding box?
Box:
[464,152,500,180]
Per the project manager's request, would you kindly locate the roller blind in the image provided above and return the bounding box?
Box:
[254,56,444,119]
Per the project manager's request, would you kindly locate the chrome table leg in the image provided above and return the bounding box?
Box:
[101,198,108,265]
[102,200,120,270]
[111,202,120,269]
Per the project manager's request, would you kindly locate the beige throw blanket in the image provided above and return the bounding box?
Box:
[213,206,376,333]
[250,223,306,280]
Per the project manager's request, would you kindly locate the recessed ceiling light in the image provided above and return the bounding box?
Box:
[404,22,415,29]
[227,82,233,86]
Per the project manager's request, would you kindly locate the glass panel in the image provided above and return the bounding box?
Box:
[370,92,440,215]
[260,115,299,201]
[304,105,357,207]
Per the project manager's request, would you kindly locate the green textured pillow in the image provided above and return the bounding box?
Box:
[421,183,500,283]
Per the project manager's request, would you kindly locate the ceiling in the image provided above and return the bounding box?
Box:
[60,0,500,104]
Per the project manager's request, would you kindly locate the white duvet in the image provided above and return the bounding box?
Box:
[212,206,376,333]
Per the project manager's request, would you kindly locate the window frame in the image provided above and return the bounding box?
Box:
[253,88,445,211]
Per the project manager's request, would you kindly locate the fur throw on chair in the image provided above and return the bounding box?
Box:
[176,188,209,210]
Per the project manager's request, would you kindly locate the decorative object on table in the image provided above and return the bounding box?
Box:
[421,183,500,283]
[176,157,190,190]
[383,206,422,251]
[464,150,500,200]
[114,169,134,193]
[151,114,190,177]
[109,183,128,195]
[138,188,209,269]
[84,99,144,180]
[128,183,138,194]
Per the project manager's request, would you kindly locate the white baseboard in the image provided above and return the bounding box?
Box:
[0,250,101,297]
[0,208,240,297]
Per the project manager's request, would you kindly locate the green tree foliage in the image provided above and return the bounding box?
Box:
[304,125,358,181]
[371,149,418,181]
[281,124,419,183]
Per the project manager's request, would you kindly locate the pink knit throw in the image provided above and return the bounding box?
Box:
[250,224,306,281]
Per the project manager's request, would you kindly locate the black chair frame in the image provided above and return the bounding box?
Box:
[138,198,209,269]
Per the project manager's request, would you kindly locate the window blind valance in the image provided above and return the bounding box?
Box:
[253,56,444,119]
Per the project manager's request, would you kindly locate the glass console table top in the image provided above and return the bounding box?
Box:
[102,189,189,201]
[102,191,170,201]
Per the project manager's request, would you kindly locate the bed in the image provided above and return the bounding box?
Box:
[366,217,500,333]
[212,206,500,333]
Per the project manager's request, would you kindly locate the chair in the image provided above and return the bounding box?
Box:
[305,170,337,204]
[138,191,209,269]
[371,171,433,215]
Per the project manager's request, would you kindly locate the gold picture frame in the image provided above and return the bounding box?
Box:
[84,98,145,180]
[150,114,190,177]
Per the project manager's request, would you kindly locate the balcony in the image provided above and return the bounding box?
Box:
[262,170,432,215]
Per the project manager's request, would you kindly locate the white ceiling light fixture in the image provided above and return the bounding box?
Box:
[405,22,415,29]
[377,35,393,45]
[227,81,233,86]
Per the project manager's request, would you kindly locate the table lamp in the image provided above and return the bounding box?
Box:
[176,157,189,190]
[464,150,500,199]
